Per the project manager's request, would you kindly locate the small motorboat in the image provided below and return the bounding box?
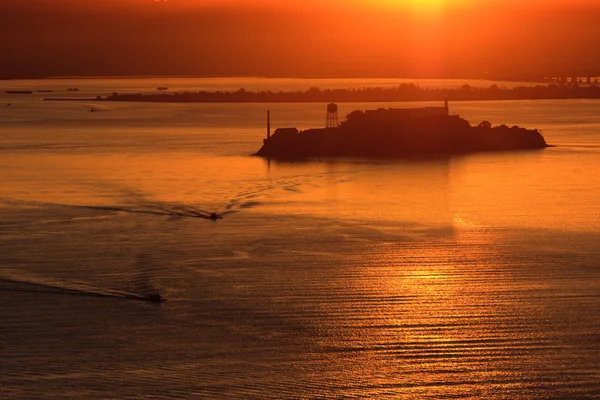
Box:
[208,212,222,220]
[146,293,164,303]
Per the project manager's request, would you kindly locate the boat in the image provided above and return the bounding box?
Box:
[146,293,164,303]
[208,212,222,220]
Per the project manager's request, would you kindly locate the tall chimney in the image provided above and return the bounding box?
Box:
[444,96,449,116]
[267,110,271,139]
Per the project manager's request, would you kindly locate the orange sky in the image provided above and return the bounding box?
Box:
[1,0,599,78]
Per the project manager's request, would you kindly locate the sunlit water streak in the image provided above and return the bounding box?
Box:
[1,79,599,399]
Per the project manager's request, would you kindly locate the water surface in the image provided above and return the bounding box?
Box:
[1,79,599,399]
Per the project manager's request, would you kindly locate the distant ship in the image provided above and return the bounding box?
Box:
[6,90,33,94]
[255,101,548,159]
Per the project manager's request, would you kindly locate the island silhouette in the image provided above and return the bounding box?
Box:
[255,101,548,159]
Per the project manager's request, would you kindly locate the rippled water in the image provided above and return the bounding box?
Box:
[1,79,599,398]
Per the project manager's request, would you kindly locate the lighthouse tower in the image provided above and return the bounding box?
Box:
[326,103,340,128]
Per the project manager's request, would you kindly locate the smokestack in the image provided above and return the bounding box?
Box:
[267,110,271,139]
[444,96,449,116]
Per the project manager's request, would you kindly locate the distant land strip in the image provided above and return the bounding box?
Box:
[44,84,600,103]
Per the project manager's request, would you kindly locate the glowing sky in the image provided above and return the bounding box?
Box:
[0,0,599,78]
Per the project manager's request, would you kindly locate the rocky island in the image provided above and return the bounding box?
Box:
[255,101,548,159]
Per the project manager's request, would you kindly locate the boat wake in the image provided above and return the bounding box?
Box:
[0,273,164,303]
[0,197,224,221]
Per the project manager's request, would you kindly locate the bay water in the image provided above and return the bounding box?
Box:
[1,79,599,399]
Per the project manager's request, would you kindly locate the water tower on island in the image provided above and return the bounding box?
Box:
[326,103,340,128]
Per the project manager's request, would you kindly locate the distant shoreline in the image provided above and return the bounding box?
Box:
[42,83,600,103]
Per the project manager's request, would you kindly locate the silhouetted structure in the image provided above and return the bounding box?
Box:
[256,101,548,159]
[326,103,340,128]
[267,110,271,139]
[444,96,449,116]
